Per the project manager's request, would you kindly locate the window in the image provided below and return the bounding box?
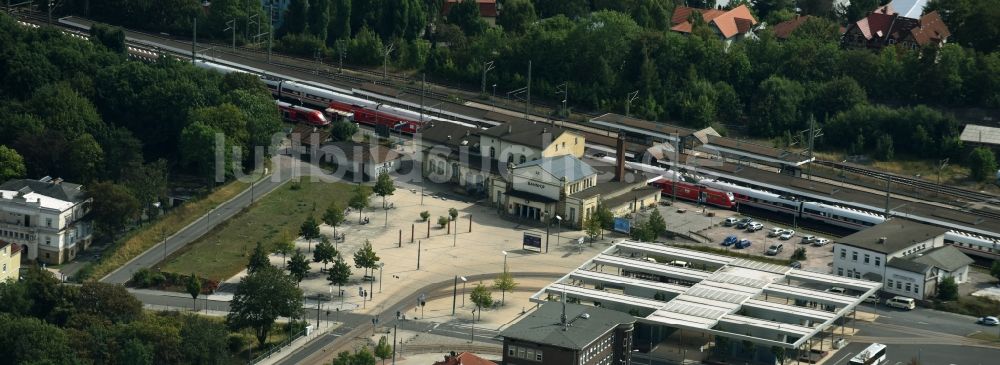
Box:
[562,142,566,148]
[896,281,902,289]
[875,257,881,267]
[527,349,534,360]
[46,218,52,227]
[840,249,846,259]
[852,251,858,261]
[508,347,515,356]
[838,268,844,276]
[518,347,526,358]
[2,263,5,272]
[888,279,894,288]
[914,284,919,293]
[536,352,543,361]
[854,272,860,279]
[519,155,526,164]
[45,236,51,245]
[490,147,496,158]
[575,137,578,145]
[864,254,870,264]
[507,153,513,163]
[905,283,911,292]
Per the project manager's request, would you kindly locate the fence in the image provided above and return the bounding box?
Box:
[247,327,309,365]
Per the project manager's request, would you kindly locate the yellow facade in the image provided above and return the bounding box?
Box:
[0,241,21,283]
[541,132,586,159]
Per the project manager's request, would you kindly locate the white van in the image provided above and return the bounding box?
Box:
[885,296,916,310]
[668,260,690,268]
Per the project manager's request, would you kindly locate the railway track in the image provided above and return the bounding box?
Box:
[814,160,997,203]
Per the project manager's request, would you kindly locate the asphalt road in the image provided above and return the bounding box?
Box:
[829,342,1000,365]
[101,157,295,284]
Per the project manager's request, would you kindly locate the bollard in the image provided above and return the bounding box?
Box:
[398,229,402,247]
[468,215,472,232]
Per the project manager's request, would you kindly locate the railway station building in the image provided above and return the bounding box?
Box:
[526,241,881,365]
[832,218,973,300]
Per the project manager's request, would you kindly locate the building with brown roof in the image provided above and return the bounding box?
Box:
[842,5,950,50]
[441,0,499,26]
[670,4,758,43]
[432,351,496,365]
[772,15,815,40]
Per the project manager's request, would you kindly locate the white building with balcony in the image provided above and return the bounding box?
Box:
[0,177,92,264]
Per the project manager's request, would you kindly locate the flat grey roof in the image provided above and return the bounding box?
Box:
[960,124,1000,146]
[836,218,948,254]
[499,302,636,350]
[530,241,882,349]
[704,135,814,165]
[589,113,695,142]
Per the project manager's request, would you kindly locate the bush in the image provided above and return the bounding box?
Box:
[420,211,430,221]
[791,247,807,261]
[131,268,154,287]
[227,335,248,353]
[938,276,959,301]
[437,216,449,228]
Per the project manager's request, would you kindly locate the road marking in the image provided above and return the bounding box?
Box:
[433,323,440,330]
[917,321,928,325]
[967,330,981,337]
[832,352,854,365]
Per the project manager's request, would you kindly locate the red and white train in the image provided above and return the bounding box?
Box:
[649,178,736,209]
[275,100,329,126]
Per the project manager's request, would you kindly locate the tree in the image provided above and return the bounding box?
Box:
[372,171,395,208]
[353,240,380,277]
[313,236,338,270]
[493,267,517,306]
[330,120,359,141]
[447,0,487,35]
[308,0,331,41]
[0,316,75,365]
[875,134,894,160]
[287,249,311,284]
[593,203,614,238]
[247,242,272,275]
[843,0,879,23]
[332,347,377,365]
[349,183,371,223]
[328,0,352,41]
[448,207,459,221]
[87,181,141,239]
[498,0,537,33]
[122,159,169,222]
[470,283,493,321]
[66,133,105,183]
[791,247,807,261]
[179,315,229,365]
[179,121,223,178]
[75,281,143,324]
[968,147,997,182]
[226,265,304,348]
[374,335,392,364]
[645,209,667,238]
[925,0,1000,53]
[583,215,601,242]
[991,261,1000,284]
[121,338,154,365]
[185,273,202,311]
[89,22,126,53]
[327,254,352,296]
[284,0,311,35]
[630,224,655,242]
[753,0,795,21]
[300,214,322,251]
[0,145,26,182]
[323,203,346,236]
[419,211,430,221]
[437,216,449,228]
[273,238,296,268]
[749,76,805,137]
[937,276,959,300]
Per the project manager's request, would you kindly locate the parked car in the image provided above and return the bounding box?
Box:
[735,239,752,249]
[735,218,753,229]
[779,231,795,240]
[885,296,916,310]
[746,222,764,232]
[593,152,607,158]
[789,261,802,269]
[826,287,846,294]
[863,295,880,304]
[766,244,784,255]
[811,238,831,247]
[724,217,739,226]
[768,227,785,237]
[722,235,739,246]
[800,235,816,244]
[978,316,999,326]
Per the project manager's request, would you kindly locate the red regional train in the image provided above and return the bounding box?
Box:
[266,79,423,134]
[276,101,329,126]
[649,178,735,209]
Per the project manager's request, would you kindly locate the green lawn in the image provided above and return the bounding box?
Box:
[87,179,251,281]
[162,179,356,281]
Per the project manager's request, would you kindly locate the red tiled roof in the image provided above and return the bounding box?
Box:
[772,15,813,39]
[432,352,496,365]
[442,0,499,18]
[910,11,951,45]
[670,4,756,39]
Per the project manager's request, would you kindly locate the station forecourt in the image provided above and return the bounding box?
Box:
[526,240,882,364]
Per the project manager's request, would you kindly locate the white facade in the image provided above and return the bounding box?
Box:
[832,235,942,281]
[0,186,92,264]
[883,265,930,299]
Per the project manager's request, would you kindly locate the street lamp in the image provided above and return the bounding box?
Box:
[501,251,509,305]
[544,210,551,253]
[492,84,497,111]
[555,215,563,247]
[460,276,467,307]
[378,262,385,292]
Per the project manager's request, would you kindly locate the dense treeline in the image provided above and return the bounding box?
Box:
[0,13,282,238]
[0,269,241,365]
[43,1,1000,168]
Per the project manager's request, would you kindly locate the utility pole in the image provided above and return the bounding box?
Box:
[382,43,395,81]
[481,61,495,96]
[884,174,892,217]
[625,90,639,117]
[936,158,949,195]
[336,39,347,73]
[191,17,197,62]
[420,74,425,123]
[803,116,823,179]
[525,60,532,121]
[225,19,236,50]
[314,48,321,74]
[267,2,274,63]
[556,82,568,117]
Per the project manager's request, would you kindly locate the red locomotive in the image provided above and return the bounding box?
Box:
[276,101,329,126]
[650,178,735,209]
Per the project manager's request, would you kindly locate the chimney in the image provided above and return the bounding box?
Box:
[614,132,626,182]
[878,237,887,244]
[561,291,568,330]
[52,178,63,185]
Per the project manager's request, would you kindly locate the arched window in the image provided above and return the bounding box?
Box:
[507,153,513,163]
[519,155,526,164]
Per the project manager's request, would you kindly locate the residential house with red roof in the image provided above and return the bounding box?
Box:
[442,0,500,26]
[842,5,950,50]
[670,4,758,44]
